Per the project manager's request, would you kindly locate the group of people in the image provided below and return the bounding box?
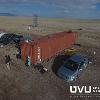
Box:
[4,43,48,73]
[4,54,48,74]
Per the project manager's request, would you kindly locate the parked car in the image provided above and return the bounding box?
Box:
[0,33,23,45]
[57,53,88,82]
[13,35,23,43]
[0,32,6,38]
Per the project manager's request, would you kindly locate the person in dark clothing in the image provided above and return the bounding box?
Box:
[40,67,48,74]
[34,63,48,74]
[5,55,11,70]
[16,49,21,59]
[34,63,43,71]
[15,43,21,59]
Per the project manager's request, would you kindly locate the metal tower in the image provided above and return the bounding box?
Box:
[33,14,38,27]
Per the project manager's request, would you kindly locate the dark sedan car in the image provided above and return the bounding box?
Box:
[0,33,23,45]
[57,53,88,82]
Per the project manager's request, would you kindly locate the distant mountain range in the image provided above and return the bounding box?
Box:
[0,13,17,16]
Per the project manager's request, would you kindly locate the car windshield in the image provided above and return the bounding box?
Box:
[64,60,79,71]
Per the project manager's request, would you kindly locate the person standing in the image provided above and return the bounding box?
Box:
[5,55,11,70]
[16,49,21,59]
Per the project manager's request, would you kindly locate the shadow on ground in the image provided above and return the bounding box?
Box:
[52,55,70,75]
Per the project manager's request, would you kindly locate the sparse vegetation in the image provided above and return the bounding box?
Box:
[0,16,100,100]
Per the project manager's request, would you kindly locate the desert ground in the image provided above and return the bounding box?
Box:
[0,16,100,100]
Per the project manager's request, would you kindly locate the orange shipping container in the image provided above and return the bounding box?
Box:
[20,31,76,65]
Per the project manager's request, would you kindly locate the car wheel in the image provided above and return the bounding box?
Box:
[4,42,7,45]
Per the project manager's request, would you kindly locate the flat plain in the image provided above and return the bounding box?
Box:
[0,16,100,100]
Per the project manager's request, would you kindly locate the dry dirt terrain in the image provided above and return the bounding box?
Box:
[0,16,100,100]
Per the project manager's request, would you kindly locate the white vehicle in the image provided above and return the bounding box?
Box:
[0,32,6,38]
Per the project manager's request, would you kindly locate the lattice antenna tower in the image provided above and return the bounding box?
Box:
[33,14,38,27]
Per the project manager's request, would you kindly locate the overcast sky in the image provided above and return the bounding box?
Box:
[0,0,100,18]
